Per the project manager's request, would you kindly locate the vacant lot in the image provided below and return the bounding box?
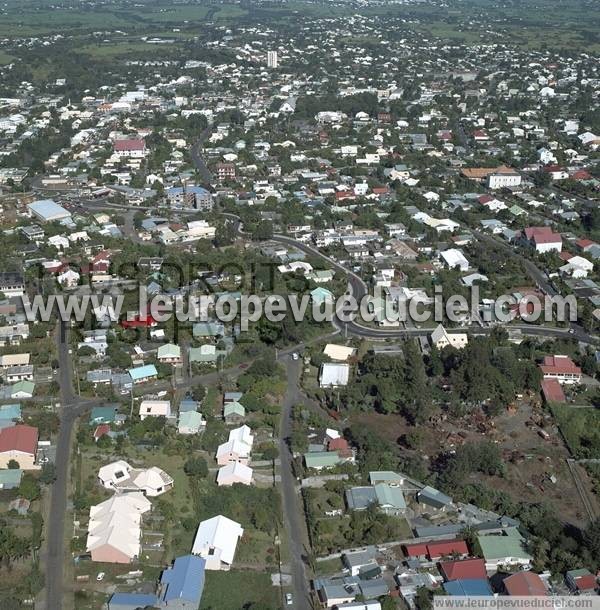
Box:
[199,571,280,609]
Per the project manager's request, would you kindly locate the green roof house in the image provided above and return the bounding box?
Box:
[223,401,245,424]
[89,406,118,426]
[310,287,334,307]
[178,411,206,435]
[304,451,341,471]
[477,528,532,571]
[10,380,34,398]
[0,469,22,490]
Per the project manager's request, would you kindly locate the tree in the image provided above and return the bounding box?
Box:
[7,459,19,469]
[18,474,41,501]
[184,457,208,478]
[39,463,56,485]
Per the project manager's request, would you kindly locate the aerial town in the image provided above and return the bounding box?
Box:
[0,0,599,608]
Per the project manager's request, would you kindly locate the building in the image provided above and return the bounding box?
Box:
[476,529,532,571]
[178,411,206,435]
[166,186,213,211]
[267,50,278,68]
[108,593,158,610]
[158,554,206,609]
[319,362,350,388]
[404,540,468,562]
[192,515,244,571]
[430,325,468,350]
[504,571,548,596]
[128,364,158,384]
[217,461,253,486]
[444,579,493,596]
[439,248,470,271]
[417,485,453,510]
[323,344,357,361]
[223,401,245,424]
[157,343,182,365]
[0,354,29,369]
[98,460,174,497]
[346,483,407,515]
[0,424,38,469]
[113,138,147,158]
[216,163,235,182]
[86,492,151,563]
[522,226,562,253]
[539,355,582,384]
[439,558,487,581]
[0,468,22,489]
[304,451,343,470]
[565,568,598,595]
[139,400,172,420]
[28,199,72,223]
[0,272,25,297]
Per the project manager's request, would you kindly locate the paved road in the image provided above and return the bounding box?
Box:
[278,354,313,610]
[43,322,96,610]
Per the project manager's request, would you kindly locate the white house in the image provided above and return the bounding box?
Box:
[439,248,470,272]
[319,363,350,388]
[559,255,593,278]
[430,324,468,350]
[217,461,253,487]
[139,400,171,420]
[192,515,244,570]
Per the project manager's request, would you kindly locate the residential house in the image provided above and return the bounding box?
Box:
[191,515,244,571]
[217,461,253,487]
[139,400,172,420]
[128,364,158,384]
[539,355,582,384]
[430,325,468,350]
[319,363,350,388]
[0,424,38,469]
[476,529,532,571]
[158,554,206,608]
[86,492,151,563]
[178,411,206,435]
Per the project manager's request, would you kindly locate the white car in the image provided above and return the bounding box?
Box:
[285,592,293,605]
[96,572,105,581]
[291,353,299,361]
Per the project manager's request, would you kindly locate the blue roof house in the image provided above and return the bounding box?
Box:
[108,592,158,610]
[444,579,493,596]
[128,364,158,384]
[159,554,206,609]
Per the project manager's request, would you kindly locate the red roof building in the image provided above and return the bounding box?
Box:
[523,226,562,250]
[0,425,38,469]
[403,540,468,561]
[93,424,111,442]
[439,558,487,581]
[539,355,582,385]
[426,540,469,560]
[114,138,146,153]
[504,571,547,596]
[540,378,566,403]
[328,438,349,452]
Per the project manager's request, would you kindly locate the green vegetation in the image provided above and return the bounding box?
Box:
[199,571,279,610]
[551,405,600,459]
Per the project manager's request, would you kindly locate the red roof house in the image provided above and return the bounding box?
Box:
[114,138,146,153]
[0,425,39,469]
[504,571,547,596]
[93,424,111,442]
[440,558,487,581]
[540,378,566,403]
[539,355,582,384]
[426,540,469,560]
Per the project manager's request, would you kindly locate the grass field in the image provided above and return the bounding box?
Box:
[199,570,280,609]
[0,50,14,65]
[551,404,600,459]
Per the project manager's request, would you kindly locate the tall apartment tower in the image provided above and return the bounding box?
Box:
[267,50,278,68]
